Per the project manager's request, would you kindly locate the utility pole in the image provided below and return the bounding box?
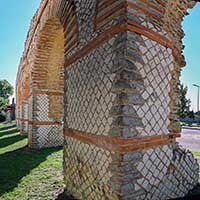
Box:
[193,84,200,113]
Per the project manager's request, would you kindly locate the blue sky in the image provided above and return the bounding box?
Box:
[182,3,200,111]
[0,1,200,110]
[0,0,41,94]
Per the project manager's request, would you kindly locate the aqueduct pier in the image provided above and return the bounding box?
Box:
[16,0,199,199]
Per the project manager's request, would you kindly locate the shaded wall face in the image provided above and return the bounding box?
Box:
[47,29,64,122]
[63,0,120,197]
[64,37,116,198]
[66,40,115,136]
[16,67,30,133]
[21,103,29,135]
[16,105,20,130]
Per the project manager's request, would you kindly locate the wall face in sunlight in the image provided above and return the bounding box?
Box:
[16,0,199,199]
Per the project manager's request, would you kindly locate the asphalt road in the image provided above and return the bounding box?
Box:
[177,127,200,150]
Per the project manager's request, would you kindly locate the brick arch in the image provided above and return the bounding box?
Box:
[22,67,30,103]
[16,58,30,134]
[16,82,22,130]
[31,0,79,90]
[29,0,79,148]
[16,0,79,148]
[31,18,64,122]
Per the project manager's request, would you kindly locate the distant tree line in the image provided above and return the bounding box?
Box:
[178,84,192,118]
[178,83,200,122]
[0,80,14,122]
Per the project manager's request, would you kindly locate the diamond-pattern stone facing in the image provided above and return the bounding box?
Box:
[136,145,172,191]
[75,0,96,45]
[64,136,115,199]
[66,1,124,59]
[19,105,23,131]
[65,38,116,136]
[134,144,199,200]
[21,103,28,134]
[135,35,174,136]
[28,95,33,121]
[36,94,51,121]
[28,94,63,149]
[37,125,63,148]
[16,108,20,130]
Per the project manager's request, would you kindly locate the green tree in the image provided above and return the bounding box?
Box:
[188,110,195,119]
[0,97,9,109]
[0,80,14,99]
[178,84,191,118]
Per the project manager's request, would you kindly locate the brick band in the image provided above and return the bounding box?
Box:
[16,118,29,122]
[64,128,181,153]
[29,121,62,126]
[65,23,126,67]
[126,20,180,57]
[127,1,164,23]
[16,118,62,126]
[30,90,63,96]
[18,91,63,106]
[65,21,179,68]
[139,0,165,14]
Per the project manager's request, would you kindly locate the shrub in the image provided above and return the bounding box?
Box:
[0,111,6,122]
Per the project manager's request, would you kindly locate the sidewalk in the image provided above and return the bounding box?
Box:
[182,126,200,131]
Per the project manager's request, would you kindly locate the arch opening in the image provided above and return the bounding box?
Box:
[177,3,200,152]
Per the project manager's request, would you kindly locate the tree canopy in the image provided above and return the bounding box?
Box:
[0,97,8,108]
[0,80,14,109]
[0,80,14,99]
[178,84,191,119]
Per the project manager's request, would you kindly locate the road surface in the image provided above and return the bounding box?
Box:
[177,127,200,150]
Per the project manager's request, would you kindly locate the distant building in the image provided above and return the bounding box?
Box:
[7,98,16,121]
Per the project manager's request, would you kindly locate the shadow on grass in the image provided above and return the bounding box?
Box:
[0,124,16,132]
[0,146,62,196]
[0,124,63,196]
[56,190,76,200]
[0,134,26,148]
[0,128,19,138]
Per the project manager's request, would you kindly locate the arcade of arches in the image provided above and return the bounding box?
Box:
[16,0,199,199]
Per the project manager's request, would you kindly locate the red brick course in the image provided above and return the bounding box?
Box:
[64,128,181,153]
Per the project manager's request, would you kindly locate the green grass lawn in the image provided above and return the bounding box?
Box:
[0,123,65,200]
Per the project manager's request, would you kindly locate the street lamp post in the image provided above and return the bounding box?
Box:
[193,84,200,113]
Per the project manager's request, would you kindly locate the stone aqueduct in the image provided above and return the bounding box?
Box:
[16,0,199,199]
